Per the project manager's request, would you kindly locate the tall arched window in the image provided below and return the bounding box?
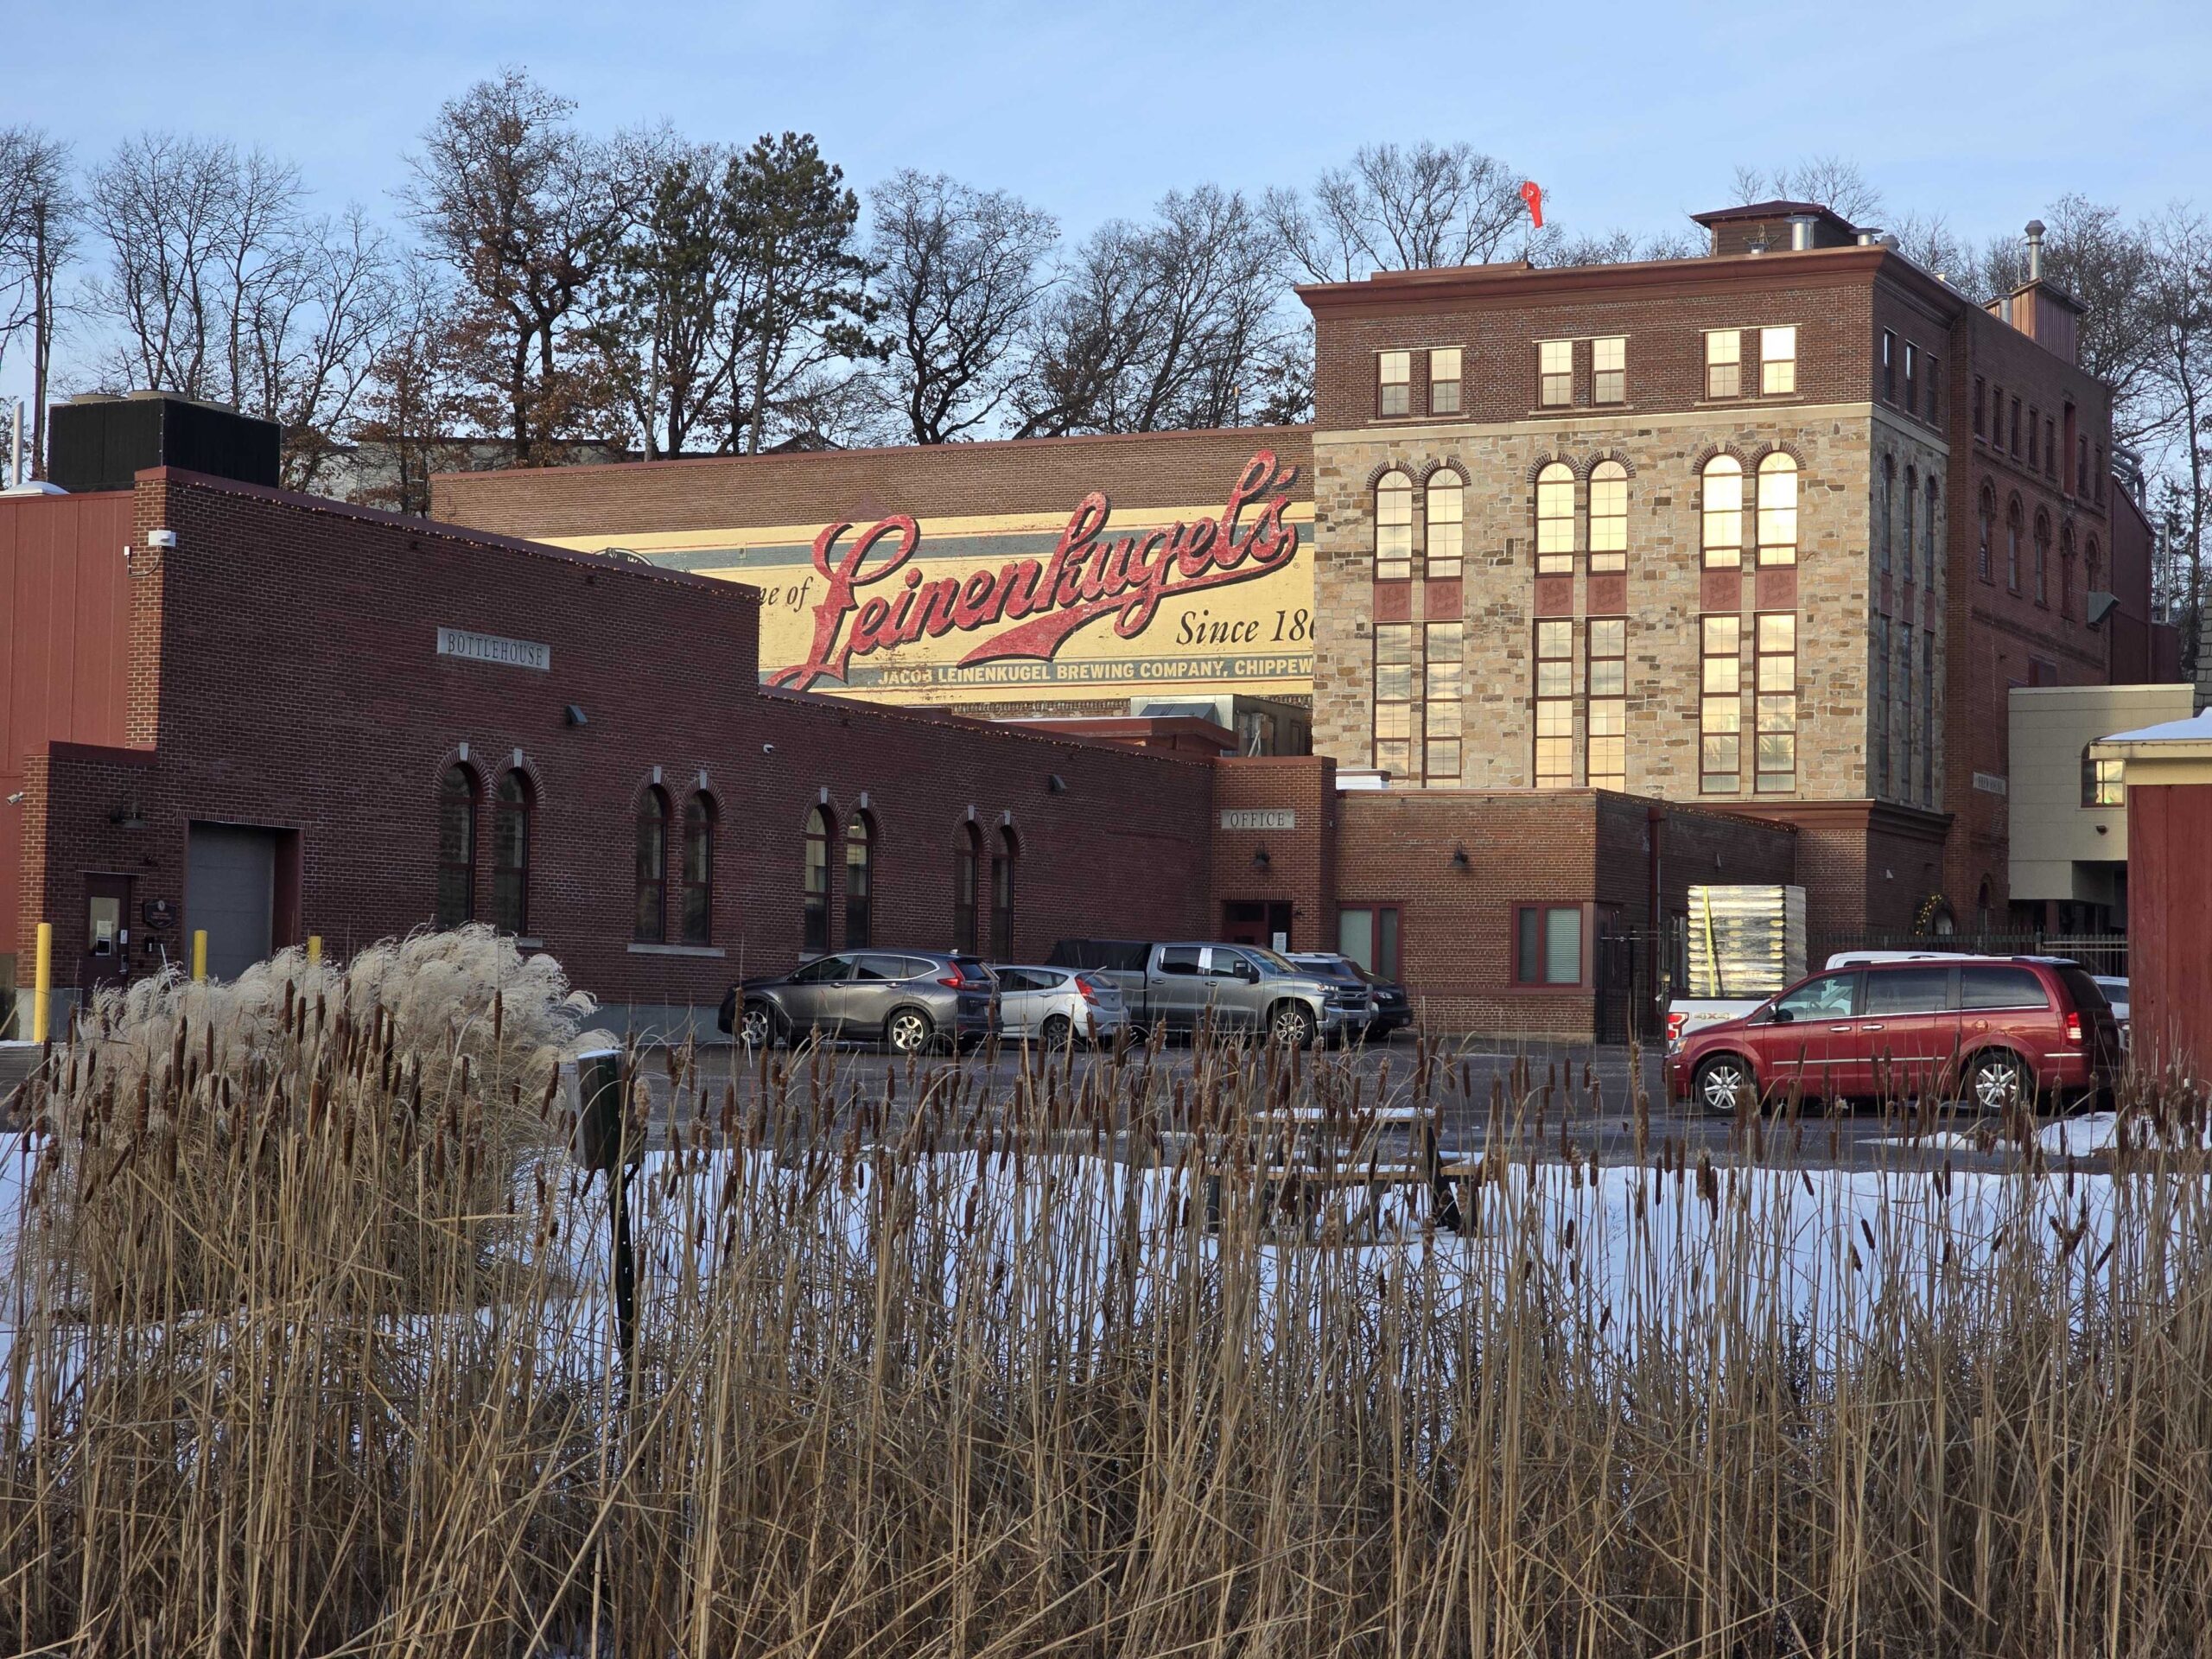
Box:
[1424,473,1463,579]
[1700,454,1742,569]
[492,770,531,936]
[1756,454,1798,565]
[1535,462,1575,574]
[2086,537,2102,600]
[435,764,478,926]
[1902,467,1917,580]
[802,806,833,954]
[1923,476,1941,586]
[1588,461,1627,572]
[952,823,981,956]
[633,785,670,943]
[1375,471,1413,580]
[2006,498,2024,592]
[989,828,1017,960]
[1978,485,1995,582]
[2034,511,2052,606]
[2060,526,2078,619]
[1877,456,1894,572]
[843,814,874,948]
[681,793,715,946]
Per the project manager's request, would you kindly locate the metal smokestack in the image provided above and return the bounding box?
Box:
[2025,219,2046,282]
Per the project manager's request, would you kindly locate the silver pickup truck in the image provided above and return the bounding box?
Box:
[1046,938,1365,1046]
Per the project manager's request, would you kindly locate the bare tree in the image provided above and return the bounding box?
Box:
[2143,206,2212,671]
[403,68,638,460]
[866,170,1056,443]
[1536,228,1700,268]
[0,126,76,480]
[1016,185,1285,435]
[1729,156,1885,225]
[1267,142,1535,282]
[1891,211,1973,283]
[353,255,478,514]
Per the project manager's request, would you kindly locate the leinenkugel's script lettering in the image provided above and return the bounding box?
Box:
[767,451,1300,691]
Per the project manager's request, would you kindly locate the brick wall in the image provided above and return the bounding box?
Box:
[1211,757,1338,950]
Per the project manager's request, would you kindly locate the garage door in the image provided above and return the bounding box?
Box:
[187,823,277,981]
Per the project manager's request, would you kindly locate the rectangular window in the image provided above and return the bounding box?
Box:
[2075,433,2088,497]
[2084,753,2124,808]
[2045,416,2057,477]
[1535,620,1573,787]
[1904,341,1918,414]
[1921,632,1936,804]
[2027,407,2039,470]
[1882,330,1897,401]
[1700,614,1742,794]
[1338,906,1402,981]
[1592,335,1625,404]
[1586,617,1625,791]
[1516,905,1583,986]
[1761,325,1797,395]
[1925,355,1939,423]
[2011,396,2022,456]
[1899,620,1916,802]
[1374,623,1414,777]
[1872,615,1891,797]
[1754,612,1796,792]
[1429,346,1461,416]
[1426,477,1463,578]
[1538,339,1573,406]
[1974,375,1986,438]
[1705,330,1741,398]
[1587,463,1626,571]
[1378,350,1410,416]
[1425,622,1463,782]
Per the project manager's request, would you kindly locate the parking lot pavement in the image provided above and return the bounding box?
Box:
[620,1036,2070,1175]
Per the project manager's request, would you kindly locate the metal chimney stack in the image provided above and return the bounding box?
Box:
[2025,219,2046,282]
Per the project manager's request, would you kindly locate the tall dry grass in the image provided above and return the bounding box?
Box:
[1,950,2209,1656]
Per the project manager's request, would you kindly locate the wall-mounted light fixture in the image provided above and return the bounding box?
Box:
[109,800,147,830]
[563,704,588,727]
[1252,848,1272,871]
[1451,844,1471,869]
[1047,773,1068,794]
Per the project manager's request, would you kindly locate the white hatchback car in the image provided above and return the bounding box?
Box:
[989,964,1128,1046]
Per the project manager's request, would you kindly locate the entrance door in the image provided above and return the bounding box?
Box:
[186,824,278,981]
[1221,900,1293,950]
[80,874,133,995]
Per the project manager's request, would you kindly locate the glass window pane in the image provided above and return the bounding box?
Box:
[1377,910,1399,979]
[1589,618,1625,656]
[1544,908,1581,984]
[1536,620,1573,657]
[1339,909,1374,972]
[1516,908,1539,982]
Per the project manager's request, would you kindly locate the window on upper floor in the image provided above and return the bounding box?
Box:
[1373,624,1414,778]
[1429,346,1461,415]
[1586,617,1625,791]
[1761,325,1797,395]
[1877,455,1894,573]
[1974,376,1987,439]
[1535,462,1575,575]
[1924,356,1940,423]
[1871,614,1891,797]
[1534,620,1573,788]
[1903,466,1918,579]
[2083,747,2124,807]
[1377,350,1411,416]
[2033,511,2052,606]
[1755,612,1798,793]
[1706,330,1741,399]
[1426,622,1463,782]
[1924,475,1941,586]
[1425,473,1463,578]
[2044,416,2057,478]
[1700,614,1742,794]
[2011,396,2022,456]
[1756,453,1797,566]
[1538,339,1573,406]
[2059,527,2077,620]
[1978,485,1995,582]
[1700,454,1743,569]
[1882,330,1897,401]
[2006,499,2024,593]
[1375,470,1413,579]
[1904,341,1919,414]
[1587,461,1627,572]
[1592,335,1625,404]
[2094,444,2107,505]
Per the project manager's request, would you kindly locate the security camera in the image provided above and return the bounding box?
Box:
[761,742,774,754]
[3,791,22,805]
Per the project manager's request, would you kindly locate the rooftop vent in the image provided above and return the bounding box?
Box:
[47,392,280,495]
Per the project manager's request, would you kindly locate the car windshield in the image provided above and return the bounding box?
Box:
[1243,947,1298,975]
[1294,956,1363,983]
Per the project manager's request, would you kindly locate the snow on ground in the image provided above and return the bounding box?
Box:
[1874,1111,2212,1156]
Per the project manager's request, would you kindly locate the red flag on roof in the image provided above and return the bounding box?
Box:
[1520,181,1544,230]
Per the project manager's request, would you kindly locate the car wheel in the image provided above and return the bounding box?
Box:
[1693,1054,1756,1116]
[1966,1050,2034,1115]
[1039,1013,1073,1049]
[1268,1003,1317,1049]
[886,1007,936,1056]
[738,1000,778,1049]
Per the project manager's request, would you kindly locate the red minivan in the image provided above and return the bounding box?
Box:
[1669,957,2120,1115]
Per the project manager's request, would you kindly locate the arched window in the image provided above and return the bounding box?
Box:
[1535,461,1575,574]
[952,823,981,956]
[492,770,531,935]
[2006,498,2024,593]
[1877,456,1894,572]
[802,806,833,954]
[1375,471,1413,580]
[435,764,478,926]
[1588,461,1627,573]
[633,785,670,943]
[843,814,874,948]
[2086,537,2102,598]
[681,794,715,947]
[1700,454,1742,569]
[2059,526,2077,619]
[1977,485,1995,582]
[2033,511,2052,606]
[1923,476,1941,585]
[1902,466,1917,580]
[990,828,1018,960]
[1424,473,1463,579]
[1756,454,1798,566]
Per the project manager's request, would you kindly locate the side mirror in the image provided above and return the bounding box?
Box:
[1234,960,1259,982]
[1770,1007,1794,1025]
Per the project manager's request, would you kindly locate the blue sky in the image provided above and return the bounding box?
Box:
[5,0,2206,402]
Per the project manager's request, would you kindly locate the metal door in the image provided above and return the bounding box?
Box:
[79,874,133,995]
[186,824,277,981]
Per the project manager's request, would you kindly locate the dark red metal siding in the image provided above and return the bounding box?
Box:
[1,492,135,957]
[2126,782,2212,1075]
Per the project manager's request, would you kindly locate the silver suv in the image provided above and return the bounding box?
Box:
[717,951,996,1054]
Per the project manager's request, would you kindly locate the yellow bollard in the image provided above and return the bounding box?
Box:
[192,929,207,982]
[31,921,52,1044]
[307,934,322,968]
